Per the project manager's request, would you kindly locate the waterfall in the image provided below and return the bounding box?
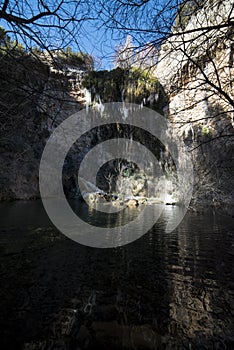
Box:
[93,93,105,116]
[79,177,105,196]
[121,89,125,102]
[85,88,92,113]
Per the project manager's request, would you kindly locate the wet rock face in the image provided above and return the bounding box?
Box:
[0,54,87,201]
[1,53,168,201]
[82,67,168,114]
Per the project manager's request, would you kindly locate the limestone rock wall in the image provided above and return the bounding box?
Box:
[0,54,87,200]
[155,0,234,206]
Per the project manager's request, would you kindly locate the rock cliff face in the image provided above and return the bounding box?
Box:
[1,0,234,206]
[156,0,234,206]
[0,53,87,200]
[0,56,169,202]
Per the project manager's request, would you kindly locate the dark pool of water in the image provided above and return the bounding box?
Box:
[0,200,234,349]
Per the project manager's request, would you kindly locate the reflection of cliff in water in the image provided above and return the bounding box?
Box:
[167,212,234,347]
[0,201,233,349]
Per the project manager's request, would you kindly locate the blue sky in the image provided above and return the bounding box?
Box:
[77,22,118,70]
[0,0,179,70]
[0,13,117,70]
[0,0,121,69]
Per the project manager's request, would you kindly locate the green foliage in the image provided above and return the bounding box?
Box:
[0,29,93,70]
[31,46,43,55]
[83,67,126,101]
[0,26,26,57]
[201,125,213,137]
[82,67,159,105]
[0,27,9,45]
[56,48,94,69]
[126,67,159,102]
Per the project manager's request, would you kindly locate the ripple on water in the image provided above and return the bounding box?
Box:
[0,200,233,349]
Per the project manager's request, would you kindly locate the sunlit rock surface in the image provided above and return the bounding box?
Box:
[155,0,234,206]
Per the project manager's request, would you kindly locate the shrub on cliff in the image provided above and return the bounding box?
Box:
[82,66,163,110]
[54,48,94,70]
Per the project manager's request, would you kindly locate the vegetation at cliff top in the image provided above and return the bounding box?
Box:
[0,26,93,69]
[82,66,160,105]
[54,47,94,70]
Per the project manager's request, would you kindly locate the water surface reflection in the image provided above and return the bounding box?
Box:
[0,200,233,349]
